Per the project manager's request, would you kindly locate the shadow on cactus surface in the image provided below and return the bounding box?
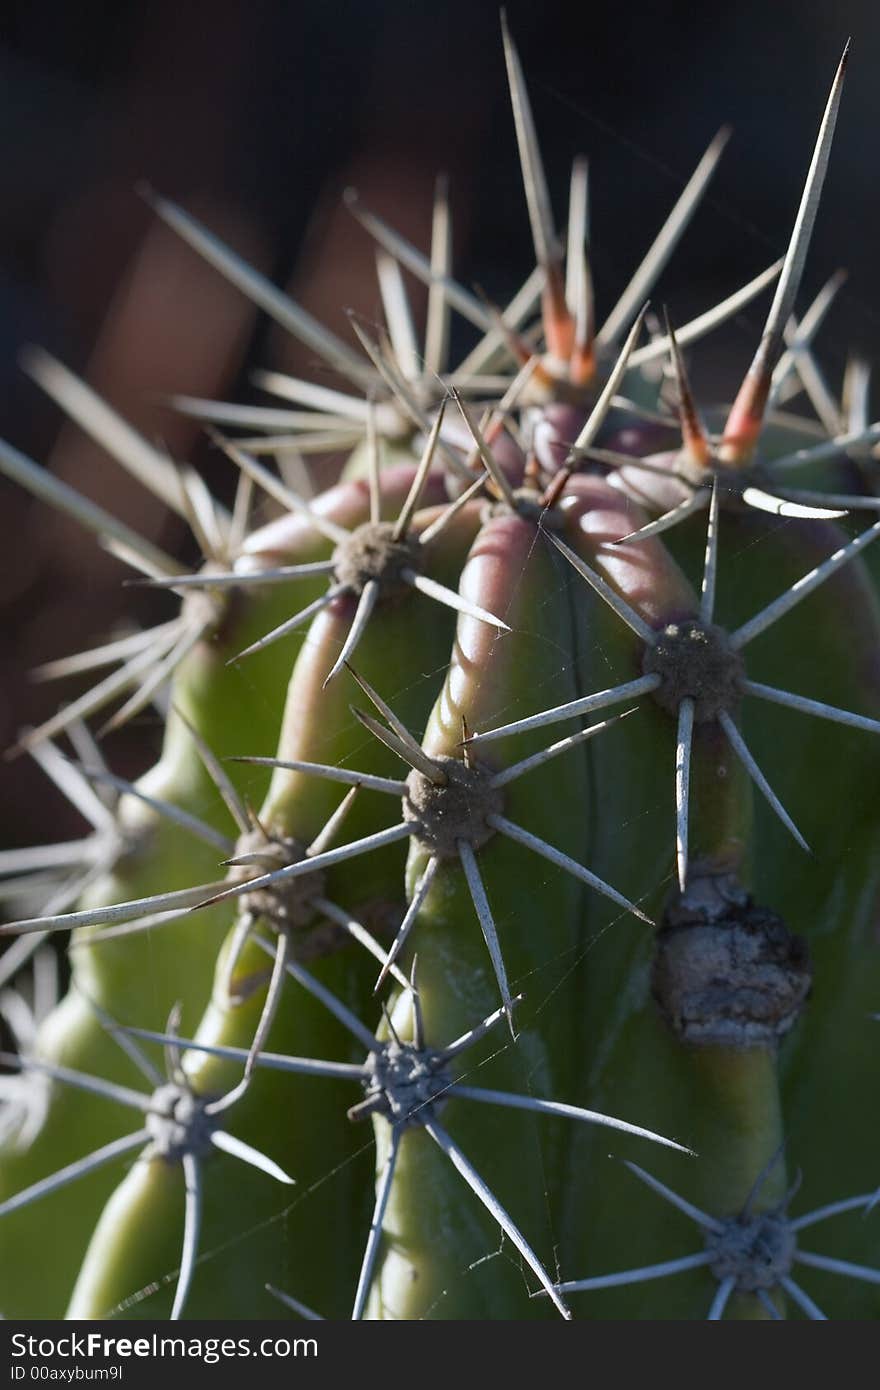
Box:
[2,14,880,1321]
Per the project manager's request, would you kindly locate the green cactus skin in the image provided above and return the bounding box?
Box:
[4,23,880,1326]
[63,933,361,1321]
[50,473,487,1320]
[0,583,301,1318]
[65,1154,190,1320]
[554,486,880,1319]
[0,462,456,1317]
[365,503,656,1319]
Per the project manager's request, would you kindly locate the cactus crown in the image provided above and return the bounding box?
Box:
[1,17,879,1325]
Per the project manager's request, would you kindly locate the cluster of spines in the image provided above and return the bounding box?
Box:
[1,18,879,1321]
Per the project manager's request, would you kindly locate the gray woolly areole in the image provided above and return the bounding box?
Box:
[332,521,419,597]
[643,618,745,721]
[227,827,323,929]
[354,1039,452,1129]
[403,757,504,858]
[705,1211,796,1292]
[145,1083,216,1161]
[652,899,811,1048]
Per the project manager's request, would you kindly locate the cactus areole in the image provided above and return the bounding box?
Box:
[1,21,879,1325]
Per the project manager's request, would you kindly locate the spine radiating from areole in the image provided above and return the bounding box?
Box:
[1,19,879,1323]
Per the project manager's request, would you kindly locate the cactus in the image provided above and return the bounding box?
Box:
[2,18,880,1323]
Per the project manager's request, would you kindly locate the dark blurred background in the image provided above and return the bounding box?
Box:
[1,0,879,852]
